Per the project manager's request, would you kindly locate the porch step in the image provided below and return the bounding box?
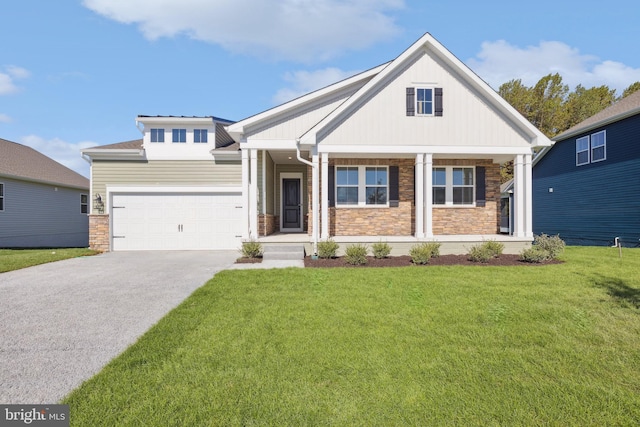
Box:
[262,245,306,261]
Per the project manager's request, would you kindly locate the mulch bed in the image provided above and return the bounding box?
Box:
[304,254,562,268]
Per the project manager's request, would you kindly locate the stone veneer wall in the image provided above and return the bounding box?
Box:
[258,214,278,236]
[308,158,500,237]
[89,214,110,252]
[432,159,500,235]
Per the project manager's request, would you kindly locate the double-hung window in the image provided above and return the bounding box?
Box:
[0,183,4,211]
[432,167,475,206]
[80,194,88,214]
[172,129,186,143]
[336,166,388,206]
[150,128,164,143]
[194,129,208,143]
[416,88,434,115]
[576,130,606,165]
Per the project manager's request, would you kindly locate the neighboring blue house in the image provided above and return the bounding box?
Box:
[532,90,640,247]
[0,137,90,248]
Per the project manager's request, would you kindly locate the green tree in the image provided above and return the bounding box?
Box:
[622,81,640,98]
[528,73,569,138]
[565,84,616,129]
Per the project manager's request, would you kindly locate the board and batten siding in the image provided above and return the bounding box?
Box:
[91,160,242,212]
[319,48,530,148]
[245,85,362,140]
[0,177,89,247]
[533,115,640,246]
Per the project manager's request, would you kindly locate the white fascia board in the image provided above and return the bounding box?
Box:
[0,173,89,191]
[80,149,145,160]
[226,63,389,139]
[241,139,298,150]
[136,116,214,126]
[211,151,241,159]
[318,145,533,155]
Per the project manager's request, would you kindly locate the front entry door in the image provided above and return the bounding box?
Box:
[282,178,301,230]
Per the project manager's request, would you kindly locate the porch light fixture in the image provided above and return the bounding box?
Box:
[94,193,104,214]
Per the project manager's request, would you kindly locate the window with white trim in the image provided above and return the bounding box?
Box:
[416,88,434,116]
[150,128,164,143]
[0,182,4,211]
[576,130,606,166]
[432,166,475,206]
[576,136,590,165]
[172,129,186,143]
[336,166,388,206]
[80,194,88,214]
[194,129,208,143]
[591,130,606,162]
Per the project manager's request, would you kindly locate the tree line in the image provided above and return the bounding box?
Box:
[498,74,640,181]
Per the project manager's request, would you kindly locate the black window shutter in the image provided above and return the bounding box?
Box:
[475,166,486,207]
[389,166,399,207]
[328,165,335,207]
[435,87,443,116]
[406,88,415,116]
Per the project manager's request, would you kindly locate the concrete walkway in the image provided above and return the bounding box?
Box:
[0,250,240,404]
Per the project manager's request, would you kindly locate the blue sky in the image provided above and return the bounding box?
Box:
[2,0,639,178]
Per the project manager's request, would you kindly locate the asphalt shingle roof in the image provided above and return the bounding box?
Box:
[0,137,89,189]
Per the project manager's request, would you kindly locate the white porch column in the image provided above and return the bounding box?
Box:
[514,154,525,237]
[524,153,533,238]
[312,150,320,250]
[415,154,424,238]
[424,153,433,238]
[249,149,258,239]
[321,152,329,239]
[241,148,250,239]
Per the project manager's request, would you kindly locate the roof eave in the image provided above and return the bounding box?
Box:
[0,173,89,191]
[81,148,145,161]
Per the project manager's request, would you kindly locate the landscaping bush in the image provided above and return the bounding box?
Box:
[533,234,565,259]
[409,242,441,265]
[468,244,495,263]
[468,240,504,263]
[371,241,392,259]
[240,240,262,258]
[344,244,369,265]
[317,239,339,259]
[520,246,549,263]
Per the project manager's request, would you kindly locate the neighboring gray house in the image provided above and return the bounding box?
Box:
[0,137,90,248]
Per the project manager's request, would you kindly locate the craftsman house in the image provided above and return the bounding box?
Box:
[82,33,551,253]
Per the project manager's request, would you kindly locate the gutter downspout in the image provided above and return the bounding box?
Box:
[296,139,319,256]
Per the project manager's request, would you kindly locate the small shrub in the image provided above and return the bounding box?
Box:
[533,234,565,259]
[468,244,494,263]
[520,246,549,263]
[371,241,392,259]
[344,244,369,265]
[317,239,339,259]
[240,240,262,258]
[409,242,440,265]
[483,240,504,257]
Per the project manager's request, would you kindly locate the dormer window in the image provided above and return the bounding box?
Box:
[172,129,186,143]
[150,129,164,143]
[194,129,208,143]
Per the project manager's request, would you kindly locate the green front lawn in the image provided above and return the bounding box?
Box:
[0,248,98,273]
[64,247,640,426]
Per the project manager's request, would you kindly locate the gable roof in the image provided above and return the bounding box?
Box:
[87,139,143,150]
[300,33,551,147]
[554,90,640,140]
[0,137,89,190]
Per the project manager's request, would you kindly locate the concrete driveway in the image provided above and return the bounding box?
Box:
[0,250,238,404]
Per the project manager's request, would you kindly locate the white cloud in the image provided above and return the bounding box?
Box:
[273,67,361,105]
[0,113,12,123]
[19,135,96,178]
[0,65,30,95]
[82,0,404,62]
[467,40,640,94]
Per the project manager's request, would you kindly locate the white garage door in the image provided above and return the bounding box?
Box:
[111,192,243,251]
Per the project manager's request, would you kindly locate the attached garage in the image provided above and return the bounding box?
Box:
[109,189,243,251]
